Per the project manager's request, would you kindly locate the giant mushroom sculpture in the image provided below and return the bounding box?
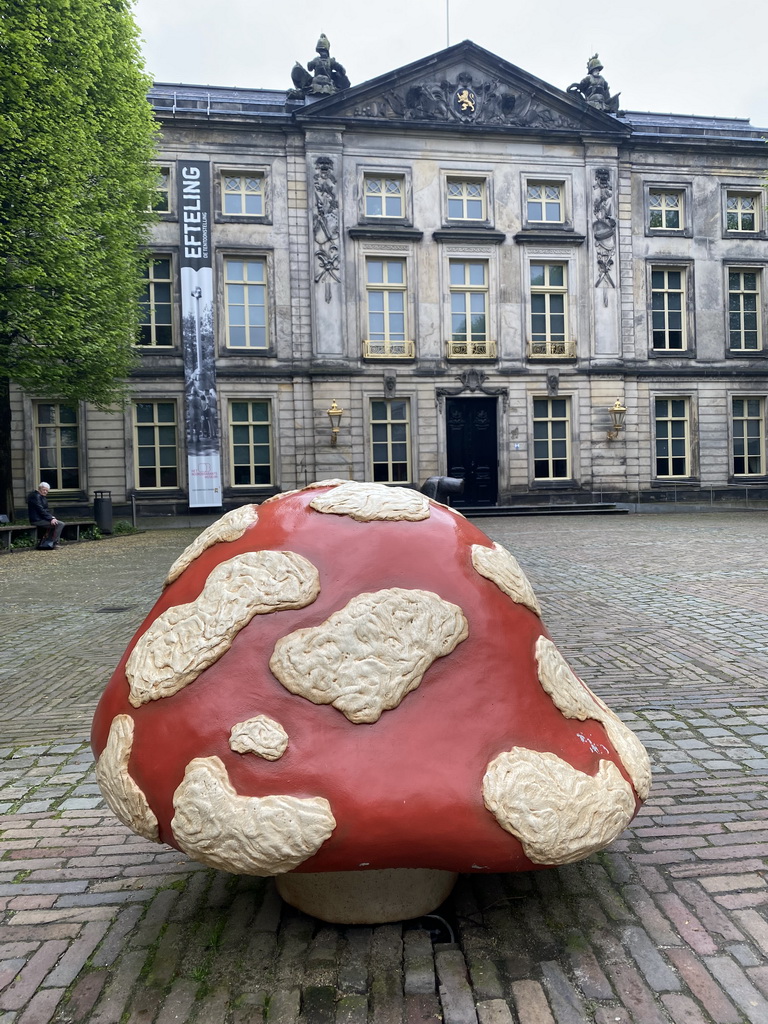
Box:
[91,480,651,923]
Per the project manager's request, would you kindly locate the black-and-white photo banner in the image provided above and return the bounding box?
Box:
[177,160,222,507]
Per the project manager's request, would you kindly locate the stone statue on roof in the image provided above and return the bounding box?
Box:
[568,54,620,113]
[288,34,350,99]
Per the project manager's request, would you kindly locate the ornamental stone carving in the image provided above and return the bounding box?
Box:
[593,168,617,292]
[352,71,579,130]
[288,34,350,99]
[127,551,321,706]
[567,54,620,113]
[270,588,469,723]
[313,156,340,302]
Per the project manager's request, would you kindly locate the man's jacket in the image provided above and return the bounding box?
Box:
[28,490,54,523]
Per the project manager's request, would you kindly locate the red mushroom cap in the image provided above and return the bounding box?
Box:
[91,481,650,878]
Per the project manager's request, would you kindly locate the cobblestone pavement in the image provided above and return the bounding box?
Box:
[0,513,766,1023]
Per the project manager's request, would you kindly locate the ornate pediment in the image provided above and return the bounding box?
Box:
[297,41,628,136]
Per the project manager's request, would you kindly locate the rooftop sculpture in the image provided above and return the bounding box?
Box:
[288,34,350,99]
[568,54,620,113]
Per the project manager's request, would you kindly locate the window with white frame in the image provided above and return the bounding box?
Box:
[532,397,571,480]
[138,256,173,347]
[230,401,273,487]
[134,402,178,489]
[225,258,268,349]
[447,178,485,220]
[732,397,765,476]
[654,398,690,478]
[728,269,761,351]
[222,173,265,216]
[364,175,404,218]
[364,258,411,357]
[370,399,411,482]
[526,182,563,223]
[530,263,567,344]
[151,166,170,213]
[449,259,491,356]
[649,189,683,230]
[651,267,686,350]
[35,403,80,491]
[726,192,759,233]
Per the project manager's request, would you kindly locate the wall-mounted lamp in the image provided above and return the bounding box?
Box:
[326,399,344,445]
[607,398,627,440]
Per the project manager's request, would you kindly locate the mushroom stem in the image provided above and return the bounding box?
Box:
[275,868,458,924]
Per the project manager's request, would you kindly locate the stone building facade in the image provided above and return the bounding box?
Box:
[9,40,768,515]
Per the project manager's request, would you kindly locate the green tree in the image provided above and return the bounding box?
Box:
[0,0,157,515]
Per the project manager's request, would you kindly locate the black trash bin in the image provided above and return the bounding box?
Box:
[93,491,113,534]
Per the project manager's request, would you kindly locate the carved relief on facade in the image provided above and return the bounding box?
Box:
[352,71,579,130]
[313,156,340,302]
[593,168,617,295]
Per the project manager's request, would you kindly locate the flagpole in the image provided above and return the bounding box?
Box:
[446,0,450,46]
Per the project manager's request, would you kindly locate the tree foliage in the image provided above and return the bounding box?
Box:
[0,0,157,406]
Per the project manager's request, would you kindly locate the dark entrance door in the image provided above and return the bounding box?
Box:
[446,397,498,506]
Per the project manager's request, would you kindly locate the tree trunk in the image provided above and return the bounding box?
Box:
[0,378,14,520]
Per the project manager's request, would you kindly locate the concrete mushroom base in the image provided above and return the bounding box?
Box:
[275,868,459,924]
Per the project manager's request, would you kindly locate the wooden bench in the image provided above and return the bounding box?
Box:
[0,520,97,552]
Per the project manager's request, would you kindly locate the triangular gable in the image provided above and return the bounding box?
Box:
[295,40,629,136]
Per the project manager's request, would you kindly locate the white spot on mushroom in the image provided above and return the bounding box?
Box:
[262,479,348,504]
[535,636,652,801]
[229,716,289,760]
[171,756,335,875]
[482,748,636,865]
[127,551,321,707]
[309,481,431,522]
[164,505,259,586]
[95,715,159,842]
[270,588,468,723]
[471,542,541,617]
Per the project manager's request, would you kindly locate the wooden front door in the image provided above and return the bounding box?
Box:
[446,397,498,506]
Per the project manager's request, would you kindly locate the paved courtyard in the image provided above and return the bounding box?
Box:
[0,511,767,1023]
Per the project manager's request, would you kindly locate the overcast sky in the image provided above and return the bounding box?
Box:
[133,0,768,128]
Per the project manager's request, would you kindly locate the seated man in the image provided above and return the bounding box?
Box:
[28,482,65,548]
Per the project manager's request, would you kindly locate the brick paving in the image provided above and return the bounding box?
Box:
[0,511,766,1023]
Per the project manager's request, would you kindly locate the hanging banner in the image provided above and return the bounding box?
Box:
[177,160,222,507]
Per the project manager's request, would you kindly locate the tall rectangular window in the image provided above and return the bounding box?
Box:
[230,401,273,487]
[364,176,404,218]
[732,397,765,476]
[35,403,80,491]
[449,260,490,356]
[138,257,173,347]
[364,259,411,357]
[225,258,267,349]
[370,399,410,483]
[447,179,485,220]
[651,267,686,350]
[655,398,689,478]
[533,398,571,480]
[222,173,264,216]
[649,190,682,230]
[728,269,761,351]
[726,192,758,232]
[134,402,178,489]
[530,263,567,343]
[527,183,563,223]
[151,166,170,213]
